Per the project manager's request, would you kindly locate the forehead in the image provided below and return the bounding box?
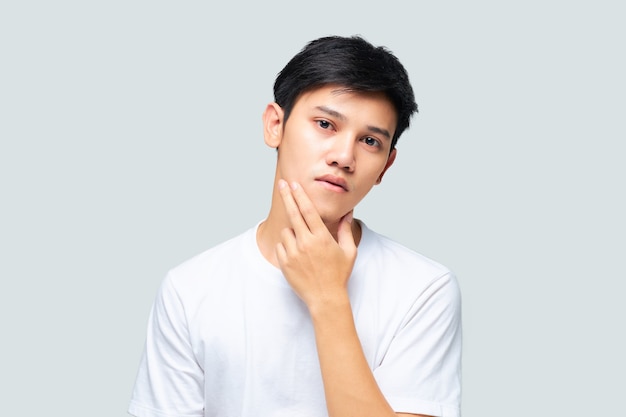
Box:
[296,84,393,107]
[292,84,398,127]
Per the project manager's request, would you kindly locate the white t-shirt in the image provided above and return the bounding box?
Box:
[129,221,462,417]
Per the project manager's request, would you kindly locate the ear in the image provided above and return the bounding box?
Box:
[375,148,397,185]
[262,102,285,148]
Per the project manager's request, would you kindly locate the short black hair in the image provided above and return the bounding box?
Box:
[273,35,418,149]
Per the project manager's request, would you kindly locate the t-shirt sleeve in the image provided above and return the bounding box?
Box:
[373,272,462,417]
[128,273,204,417]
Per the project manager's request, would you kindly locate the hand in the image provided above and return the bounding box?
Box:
[276,179,357,310]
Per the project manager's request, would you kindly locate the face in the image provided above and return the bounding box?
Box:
[264,85,398,223]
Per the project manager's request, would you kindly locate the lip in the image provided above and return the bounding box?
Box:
[315,174,349,192]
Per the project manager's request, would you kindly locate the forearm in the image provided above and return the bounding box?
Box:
[309,295,396,417]
[274,183,431,416]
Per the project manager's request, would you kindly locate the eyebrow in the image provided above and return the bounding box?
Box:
[315,105,392,140]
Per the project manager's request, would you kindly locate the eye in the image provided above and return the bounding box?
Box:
[362,136,381,148]
[317,119,332,129]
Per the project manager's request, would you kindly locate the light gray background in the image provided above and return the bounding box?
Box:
[1,1,624,416]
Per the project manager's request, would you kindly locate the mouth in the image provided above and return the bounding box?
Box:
[315,174,349,192]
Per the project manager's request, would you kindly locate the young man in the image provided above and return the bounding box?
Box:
[129,36,462,417]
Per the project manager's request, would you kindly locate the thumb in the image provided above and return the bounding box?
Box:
[337,211,357,254]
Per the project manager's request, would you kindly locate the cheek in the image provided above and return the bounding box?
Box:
[277,147,315,179]
[365,162,389,182]
[279,139,321,171]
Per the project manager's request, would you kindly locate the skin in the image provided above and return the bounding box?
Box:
[257,85,432,417]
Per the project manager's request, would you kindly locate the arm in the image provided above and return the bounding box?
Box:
[129,274,204,417]
[309,290,431,417]
[276,180,432,417]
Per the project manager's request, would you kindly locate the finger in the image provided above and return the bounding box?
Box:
[279,226,297,254]
[337,211,357,253]
[288,181,326,232]
[278,179,309,234]
[275,241,288,268]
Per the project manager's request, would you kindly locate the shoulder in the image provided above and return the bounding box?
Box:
[162,224,259,295]
[354,221,461,314]
[358,221,454,282]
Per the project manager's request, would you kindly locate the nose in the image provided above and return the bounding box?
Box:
[326,134,355,172]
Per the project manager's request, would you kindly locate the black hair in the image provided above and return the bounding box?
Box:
[273,35,418,149]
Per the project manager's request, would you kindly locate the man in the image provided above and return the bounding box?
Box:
[129,35,462,417]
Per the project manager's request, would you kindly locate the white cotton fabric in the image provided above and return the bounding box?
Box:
[128,221,462,417]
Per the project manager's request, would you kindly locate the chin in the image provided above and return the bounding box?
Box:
[317,208,350,225]
[308,194,354,224]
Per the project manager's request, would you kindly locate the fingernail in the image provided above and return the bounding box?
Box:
[278,179,287,189]
[290,182,298,190]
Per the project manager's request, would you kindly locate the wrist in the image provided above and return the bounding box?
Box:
[307,291,352,321]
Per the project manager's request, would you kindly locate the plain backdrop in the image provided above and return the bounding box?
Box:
[1,1,624,416]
